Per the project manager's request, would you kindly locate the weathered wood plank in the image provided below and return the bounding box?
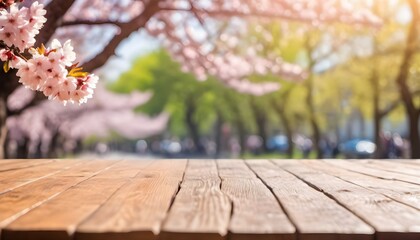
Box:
[0,159,55,172]
[247,160,373,240]
[326,159,420,185]
[275,160,420,240]
[161,160,231,240]
[217,160,295,240]
[396,160,420,166]
[0,160,118,231]
[75,160,187,240]
[303,160,420,211]
[182,160,220,180]
[217,159,256,179]
[2,160,150,240]
[0,160,82,194]
[351,160,420,177]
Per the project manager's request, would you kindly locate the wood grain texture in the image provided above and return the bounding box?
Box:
[393,160,420,170]
[217,159,256,179]
[326,159,420,185]
[0,159,54,172]
[161,160,231,240]
[0,159,419,240]
[217,160,295,240]
[0,160,82,194]
[351,160,420,177]
[397,160,420,166]
[275,160,420,240]
[2,160,149,240]
[304,160,420,211]
[247,160,373,240]
[0,160,117,231]
[75,160,187,240]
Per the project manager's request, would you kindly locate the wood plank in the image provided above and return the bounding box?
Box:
[217,159,256,179]
[0,159,55,172]
[326,160,420,185]
[2,160,150,240]
[217,160,295,240]
[0,160,83,194]
[0,160,118,231]
[351,160,420,177]
[274,160,420,240]
[303,160,420,211]
[397,160,420,166]
[247,160,373,240]
[75,160,187,240]
[182,159,221,180]
[161,160,231,240]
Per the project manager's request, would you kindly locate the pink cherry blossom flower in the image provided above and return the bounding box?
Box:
[27,1,46,29]
[41,78,60,99]
[73,74,98,104]
[0,1,46,50]
[50,39,76,67]
[0,48,24,68]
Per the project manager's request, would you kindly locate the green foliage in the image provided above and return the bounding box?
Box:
[110,50,259,138]
[109,1,415,151]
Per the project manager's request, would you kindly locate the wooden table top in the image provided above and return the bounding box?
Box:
[0,159,419,240]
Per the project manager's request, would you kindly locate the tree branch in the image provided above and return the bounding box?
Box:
[160,7,379,26]
[7,92,46,117]
[82,0,162,72]
[379,100,400,118]
[36,0,76,44]
[60,20,123,28]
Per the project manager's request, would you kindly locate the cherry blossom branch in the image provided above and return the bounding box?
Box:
[82,0,162,72]
[160,7,381,27]
[7,91,45,116]
[60,20,123,27]
[0,1,99,105]
[36,0,76,44]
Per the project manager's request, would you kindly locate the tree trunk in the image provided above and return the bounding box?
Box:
[48,130,60,158]
[0,95,7,159]
[231,105,247,157]
[304,35,323,159]
[16,137,29,159]
[272,99,294,158]
[278,110,294,158]
[305,75,323,159]
[373,110,383,158]
[236,121,246,156]
[395,0,420,158]
[370,69,384,159]
[214,112,223,158]
[408,111,420,158]
[185,102,205,154]
[358,109,366,138]
[250,99,269,153]
[255,114,269,153]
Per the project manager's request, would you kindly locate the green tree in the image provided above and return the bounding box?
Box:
[111,50,258,156]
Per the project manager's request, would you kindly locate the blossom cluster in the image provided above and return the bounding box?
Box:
[0,1,98,105]
[17,40,98,104]
[0,1,46,51]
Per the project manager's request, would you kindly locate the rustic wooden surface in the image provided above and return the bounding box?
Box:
[0,159,419,240]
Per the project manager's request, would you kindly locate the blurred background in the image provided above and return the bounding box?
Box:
[1,0,419,160]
